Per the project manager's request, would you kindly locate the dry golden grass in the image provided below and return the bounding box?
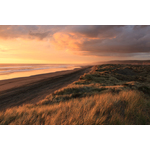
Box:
[1,64,150,125]
[0,90,150,125]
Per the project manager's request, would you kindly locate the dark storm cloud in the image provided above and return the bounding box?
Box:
[0,25,67,39]
[0,25,150,57]
[65,25,125,38]
[29,31,51,40]
[0,25,38,39]
[73,25,150,56]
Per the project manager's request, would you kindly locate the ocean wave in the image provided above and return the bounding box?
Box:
[0,64,78,75]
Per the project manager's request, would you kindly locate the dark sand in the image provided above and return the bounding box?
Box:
[0,66,92,111]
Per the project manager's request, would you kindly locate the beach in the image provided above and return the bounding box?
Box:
[0,64,81,80]
[0,66,92,111]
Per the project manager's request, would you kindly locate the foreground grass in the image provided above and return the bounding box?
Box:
[0,64,150,125]
[0,90,150,125]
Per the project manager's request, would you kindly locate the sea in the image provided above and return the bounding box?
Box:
[0,64,81,80]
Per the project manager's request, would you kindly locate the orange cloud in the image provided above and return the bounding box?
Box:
[51,32,81,51]
[51,31,103,55]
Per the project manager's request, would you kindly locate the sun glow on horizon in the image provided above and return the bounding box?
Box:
[0,37,108,64]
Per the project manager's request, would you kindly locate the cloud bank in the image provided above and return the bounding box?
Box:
[0,25,150,57]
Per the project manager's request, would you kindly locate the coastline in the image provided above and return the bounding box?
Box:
[0,66,92,111]
[0,65,81,81]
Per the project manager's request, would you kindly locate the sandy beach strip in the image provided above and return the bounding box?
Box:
[0,66,92,111]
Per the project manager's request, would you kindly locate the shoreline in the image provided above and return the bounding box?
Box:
[0,66,92,111]
[0,65,81,81]
[0,66,84,92]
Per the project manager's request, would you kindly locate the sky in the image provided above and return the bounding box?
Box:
[0,25,150,64]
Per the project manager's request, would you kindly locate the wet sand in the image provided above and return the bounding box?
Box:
[0,66,92,111]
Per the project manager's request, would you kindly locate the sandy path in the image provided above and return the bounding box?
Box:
[0,66,92,111]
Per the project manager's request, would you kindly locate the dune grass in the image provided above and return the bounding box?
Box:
[0,64,150,125]
[0,90,150,125]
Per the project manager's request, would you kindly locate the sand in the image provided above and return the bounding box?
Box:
[0,66,92,111]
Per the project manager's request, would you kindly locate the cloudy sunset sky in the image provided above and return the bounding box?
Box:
[0,25,150,64]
